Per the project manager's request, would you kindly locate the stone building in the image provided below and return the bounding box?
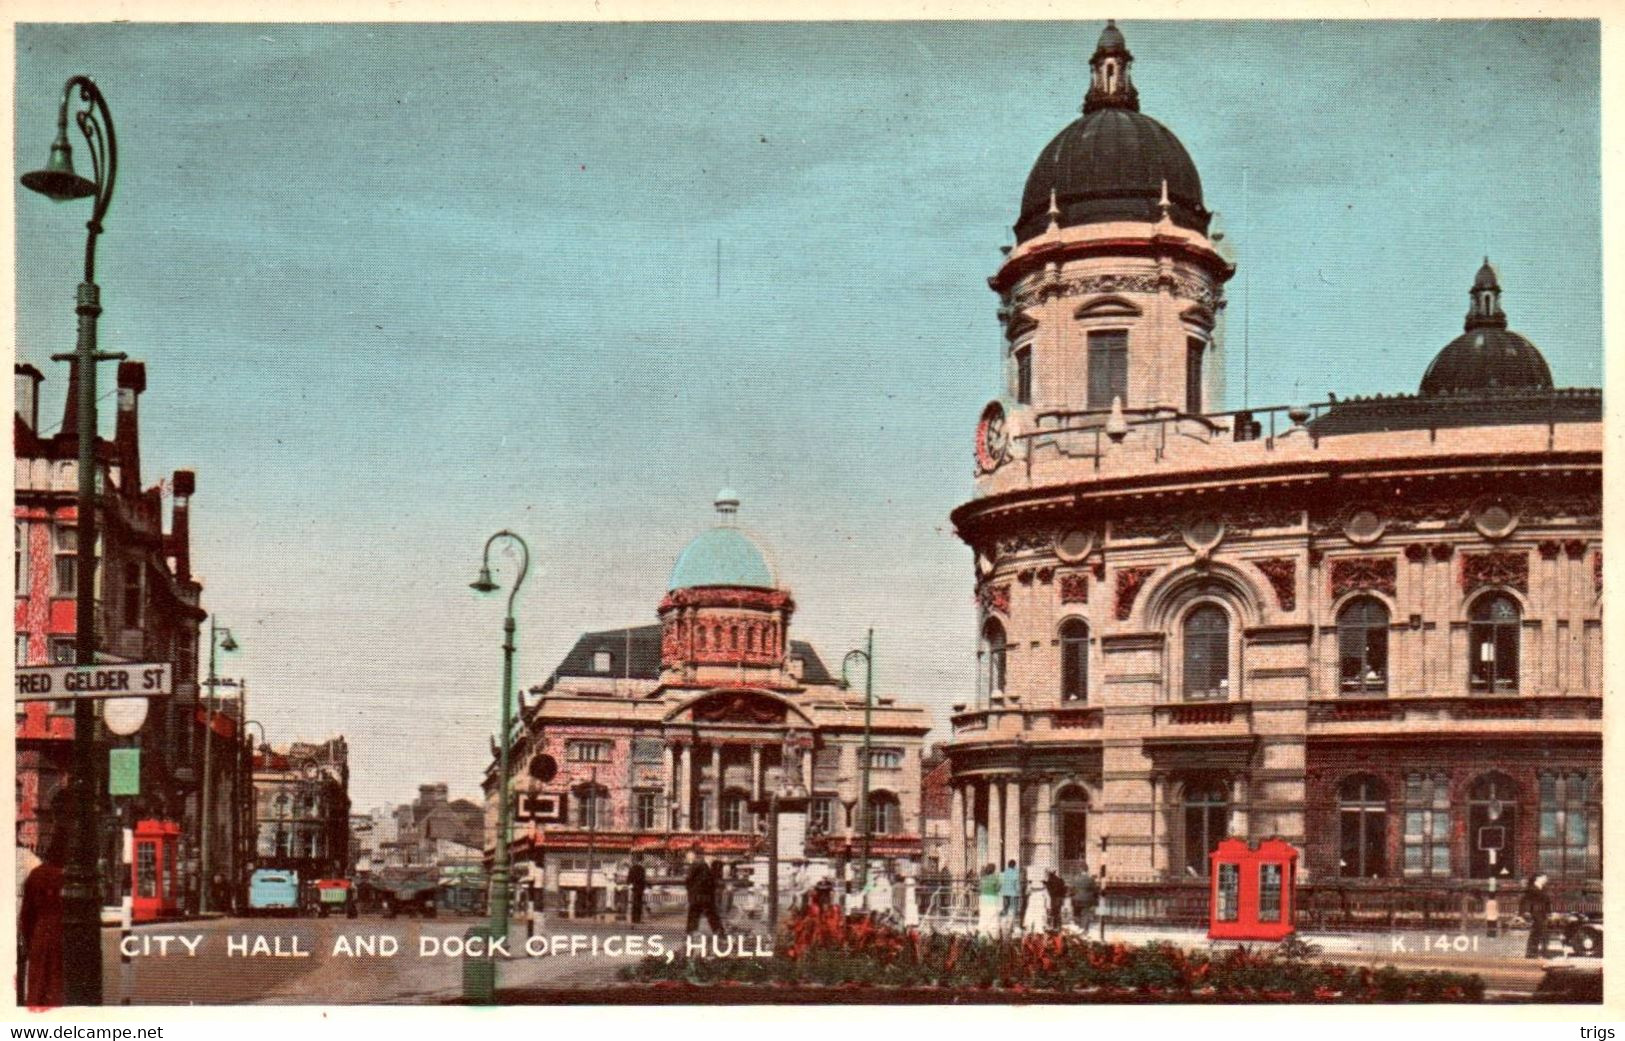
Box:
[943,23,1601,918]
[487,493,931,904]
[252,737,352,882]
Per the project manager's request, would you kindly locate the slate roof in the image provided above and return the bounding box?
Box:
[551,624,834,686]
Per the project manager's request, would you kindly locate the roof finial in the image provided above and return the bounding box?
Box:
[714,488,740,525]
[1084,19,1138,114]
[1158,178,1172,220]
[1047,188,1061,232]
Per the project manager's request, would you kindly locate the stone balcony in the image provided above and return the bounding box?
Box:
[1307,695,1600,736]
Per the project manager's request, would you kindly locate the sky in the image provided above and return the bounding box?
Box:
[13,20,1602,811]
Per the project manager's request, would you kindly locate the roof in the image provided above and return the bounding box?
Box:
[552,623,833,685]
[1420,326,1553,397]
[1309,387,1600,438]
[668,525,777,591]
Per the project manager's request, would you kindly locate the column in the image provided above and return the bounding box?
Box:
[1003,777,1022,870]
[948,784,966,879]
[662,744,676,830]
[751,745,763,802]
[797,746,809,792]
[711,744,723,831]
[989,782,1004,866]
[678,743,693,831]
[1033,779,1054,873]
[972,781,988,868]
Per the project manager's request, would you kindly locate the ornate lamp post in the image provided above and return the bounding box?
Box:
[841,630,875,894]
[469,532,530,957]
[20,75,123,1006]
[199,619,239,913]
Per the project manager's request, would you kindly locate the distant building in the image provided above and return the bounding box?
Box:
[486,493,932,905]
[919,748,953,875]
[253,737,352,882]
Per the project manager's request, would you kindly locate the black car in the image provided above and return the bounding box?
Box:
[380,880,439,919]
[1558,911,1602,957]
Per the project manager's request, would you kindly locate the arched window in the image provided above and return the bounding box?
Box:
[979,619,1008,701]
[1338,597,1390,693]
[1403,771,1452,878]
[1538,771,1599,879]
[866,792,902,835]
[720,789,750,832]
[1469,593,1521,692]
[574,783,609,829]
[1338,775,1388,878]
[1183,603,1229,701]
[1468,773,1519,879]
[1059,618,1089,702]
[1182,779,1230,877]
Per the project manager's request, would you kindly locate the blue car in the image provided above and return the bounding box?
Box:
[247,869,301,915]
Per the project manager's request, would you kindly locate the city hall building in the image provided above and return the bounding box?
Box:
[942,23,1601,920]
[488,493,931,904]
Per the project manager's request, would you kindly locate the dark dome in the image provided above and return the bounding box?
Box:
[1015,109,1208,243]
[1420,327,1553,397]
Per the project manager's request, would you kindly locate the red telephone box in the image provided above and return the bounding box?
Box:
[1207,837,1298,941]
[131,819,181,923]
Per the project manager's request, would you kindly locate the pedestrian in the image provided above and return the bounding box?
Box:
[627,853,648,926]
[976,863,1000,937]
[17,827,67,1009]
[1021,874,1049,934]
[709,858,728,924]
[1071,863,1099,932]
[1044,870,1069,932]
[1000,859,1020,921]
[684,850,723,934]
[1521,872,1553,959]
[868,870,893,917]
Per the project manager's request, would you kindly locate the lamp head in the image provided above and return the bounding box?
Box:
[21,131,97,202]
[470,566,499,595]
[219,631,240,653]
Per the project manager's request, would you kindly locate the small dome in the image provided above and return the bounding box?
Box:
[1472,257,1500,291]
[1097,19,1126,51]
[668,493,777,591]
[1419,327,1553,397]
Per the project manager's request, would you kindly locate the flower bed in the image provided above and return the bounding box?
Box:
[620,905,1485,1003]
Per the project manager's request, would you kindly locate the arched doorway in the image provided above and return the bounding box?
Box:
[1054,784,1090,876]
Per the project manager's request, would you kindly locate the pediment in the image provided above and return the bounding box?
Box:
[1074,295,1143,319]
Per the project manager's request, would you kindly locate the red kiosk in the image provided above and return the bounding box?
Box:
[1207,837,1298,941]
[131,819,181,923]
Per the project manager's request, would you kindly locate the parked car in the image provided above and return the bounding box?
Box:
[247,870,300,915]
[314,878,358,919]
[1559,911,1603,957]
[379,880,439,919]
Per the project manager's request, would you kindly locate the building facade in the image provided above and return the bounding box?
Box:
[252,737,353,883]
[13,359,235,910]
[487,493,931,903]
[943,23,1601,919]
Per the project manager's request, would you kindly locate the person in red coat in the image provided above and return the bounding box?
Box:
[18,827,67,1008]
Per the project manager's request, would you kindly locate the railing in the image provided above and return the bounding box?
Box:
[1308,696,1602,726]
[1153,702,1252,727]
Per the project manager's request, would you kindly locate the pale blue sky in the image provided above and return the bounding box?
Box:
[14,21,1601,809]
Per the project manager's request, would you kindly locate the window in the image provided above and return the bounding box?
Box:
[1059,618,1089,702]
[567,741,611,763]
[1538,772,1599,879]
[1337,597,1389,693]
[1468,773,1518,879]
[1402,772,1452,878]
[1258,863,1283,922]
[1086,330,1129,410]
[866,792,902,835]
[1014,345,1033,405]
[1215,862,1239,921]
[721,791,748,832]
[631,738,664,765]
[979,619,1008,700]
[867,748,903,770]
[273,793,292,818]
[137,845,157,898]
[1469,594,1520,692]
[592,650,612,674]
[123,561,143,628]
[53,526,77,597]
[809,796,837,836]
[1182,604,1229,701]
[15,632,29,667]
[1338,776,1388,878]
[1185,338,1204,415]
[1182,780,1230,877]
[633,791,660,831]
[50,637,76,665]
[696,794,713,832]
[574,784,609,829]
[15,522,26,595]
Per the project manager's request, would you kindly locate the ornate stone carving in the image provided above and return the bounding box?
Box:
[1036,566,1055,585]
[1538,540,1561,560]
[1328,557,1397,599]
[1059,572,1089,604]
[1253,558,1296,611]
[978,582,1011,616]
[1403,543,1429,562]
[1460,551,1529,594]
[1111,506,1298,545]
[1430,542,1454,562]
[1564,539,1588,560]
[1595,551,1603,594]
[1017,568,1035,586]
[1114,566,1157,621]
[995,530,1053,557]
[1312,491,1601,535]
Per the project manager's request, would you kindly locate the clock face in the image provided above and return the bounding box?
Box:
[975,401,1009,473]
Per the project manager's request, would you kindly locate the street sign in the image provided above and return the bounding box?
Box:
[109,748,141,796]
[14,662,171,701]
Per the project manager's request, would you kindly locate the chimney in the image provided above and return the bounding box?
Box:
[14,364,43,433]
[115,362,146,496]
[170,469,195,582]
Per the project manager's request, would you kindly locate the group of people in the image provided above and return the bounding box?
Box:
[977,860,1098,936]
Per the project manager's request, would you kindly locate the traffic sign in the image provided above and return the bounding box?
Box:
[14,662,172,701]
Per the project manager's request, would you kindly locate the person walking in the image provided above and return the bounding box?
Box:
[1021,874,1049,934]
[709,858,729,926]
[976,863,1000,937]
[1043,870,1069,932]
[17,828,66,1009]
[1071,864,1099,932]
[627,854,648,925]
[684,851,723,934]
[999,859,1021,923]
[1521,873,1553,959]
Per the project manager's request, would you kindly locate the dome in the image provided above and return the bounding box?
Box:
[1419,260,1553,397]
[667,492,778,591]
[1014,21,1208,244]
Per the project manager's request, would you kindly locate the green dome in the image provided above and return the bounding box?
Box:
[668,527,777,591]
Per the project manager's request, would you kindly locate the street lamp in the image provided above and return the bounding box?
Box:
[841,630,875,895]
[469,531,530,959]
[199,619,239,913]
[20,75,122,1007]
